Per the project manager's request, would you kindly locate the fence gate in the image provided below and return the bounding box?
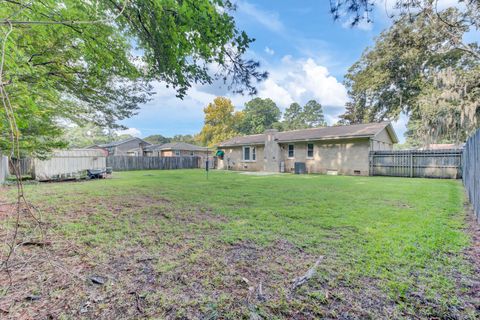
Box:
[369,149,463,179]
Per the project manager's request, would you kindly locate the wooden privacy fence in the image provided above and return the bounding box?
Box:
[107,156,201,171]
[463,129,480,221]
[9,158,33,177]
[0,155,8,183]
[370,149,463,179]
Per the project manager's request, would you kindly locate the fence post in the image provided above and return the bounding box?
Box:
[369,151,375,176]
[410,152,413,178]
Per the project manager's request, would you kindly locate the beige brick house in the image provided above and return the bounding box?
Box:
[217,122,398,176]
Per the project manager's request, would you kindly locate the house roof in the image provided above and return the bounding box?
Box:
[95,137,151,148]
[144,142,208,152]
[218,122,398,147]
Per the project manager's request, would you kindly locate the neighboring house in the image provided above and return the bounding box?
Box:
[90,137,151,156]
[217,122,398,176]
[142,142,210,158]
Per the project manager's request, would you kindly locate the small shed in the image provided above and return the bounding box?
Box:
[33,149,107,181]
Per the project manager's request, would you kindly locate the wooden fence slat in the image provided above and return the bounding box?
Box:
[8,158,33,177]
[106,156,202,171]
[370,149,462,179]
[0,155,8,183]
[463,129,480,222]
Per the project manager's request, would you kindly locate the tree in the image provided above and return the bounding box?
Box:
[144,134,171,145]
[339,8,479,144]
[0,1,267,156]
[283,100,327,130]
[196,97,243,147]
[63,124,134,148]
[283,102,304,130]
[303,100,326,127]
[171,134,197,145]
[238,98,281,134]
[330,0,479,60]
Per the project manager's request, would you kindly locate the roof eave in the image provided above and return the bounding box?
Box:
[385,123,399,144]
[218,142,265,148]
[276,135,374,143]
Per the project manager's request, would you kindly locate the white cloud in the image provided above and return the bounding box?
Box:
[264,46,275,55]
[117,127,142,137]
[256,57,348,110]
[258,78,294,107]
[236,1,284,32]
[120,56,348,135]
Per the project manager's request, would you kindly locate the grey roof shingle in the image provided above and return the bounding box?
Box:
[96,137,151,148]
[218,122,398,147]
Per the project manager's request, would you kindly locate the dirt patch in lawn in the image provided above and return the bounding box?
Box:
[0,191,476,319]
[0,202,397,320]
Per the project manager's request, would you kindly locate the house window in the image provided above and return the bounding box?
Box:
[175,150,180,156]
[190,151,194,156]
[307,143,314,158]
[243,146,256,161]
[288,144,295,158]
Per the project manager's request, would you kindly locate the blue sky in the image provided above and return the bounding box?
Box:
[118,0,455,142]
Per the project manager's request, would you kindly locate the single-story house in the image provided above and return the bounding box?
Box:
[138,142,210,158]
[217,122,398,176]
[90,137,151,156]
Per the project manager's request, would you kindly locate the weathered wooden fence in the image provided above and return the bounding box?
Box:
[9,158,33,177]
[0,155,8,184]
[106,156,201,171]
[370,149,463,179]
[463,129,480,221]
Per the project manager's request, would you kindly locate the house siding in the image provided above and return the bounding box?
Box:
[371,127,394,151]
[218,145,265,171]
[217,123,397,176]
[114,139,148,155]
[280,138,371,175]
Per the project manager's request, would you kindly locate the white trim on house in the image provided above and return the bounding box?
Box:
[242,146,256,162]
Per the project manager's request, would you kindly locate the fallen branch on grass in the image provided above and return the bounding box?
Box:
[17,240,52,247]
[291,256,324,291]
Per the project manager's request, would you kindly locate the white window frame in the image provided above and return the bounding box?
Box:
[288,144,295,158]
[307,143,314,159]
[242,146,256,162]
[174,150,180,156]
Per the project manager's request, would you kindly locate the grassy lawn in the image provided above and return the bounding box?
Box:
[0,170,477,319]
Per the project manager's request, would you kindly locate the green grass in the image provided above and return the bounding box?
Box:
[5,170,476,319]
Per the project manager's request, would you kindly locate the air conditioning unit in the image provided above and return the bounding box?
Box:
[294,162,306,174]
